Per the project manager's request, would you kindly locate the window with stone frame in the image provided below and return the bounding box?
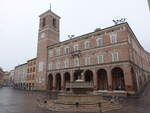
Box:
[111,52,119,62]
[74,44,79,51]
[42,18,46,27]
[48,50,53,57]
[64,47,70,54]
[53,18,57,28]
[84,41,91,49]
[48,63,53,70]
[97,55,104,64]
[110,32,117,44]
[74,58,80,67]
[64,59,69,68]
[38,62,44,72]
[85,56,91,65]
[56,48,61,56]
[56,62,60,69]
[96,38,103,47]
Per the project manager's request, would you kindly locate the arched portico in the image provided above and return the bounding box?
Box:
[97,69,108,90]
[74,71,80,81]
[64,72,71,90]
[131,67,138,91]
[112,67,125,90]
[84,70,93,82]
[55,73,61,91]
[64,72,70,83]
[48,74,53,90]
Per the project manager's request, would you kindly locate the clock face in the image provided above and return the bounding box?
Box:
[40,32,46,39]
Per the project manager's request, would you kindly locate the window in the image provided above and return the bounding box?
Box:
[85,56,91,65]
[42,18,46,27]
[112,52,119,62]
[84,41,91,49]
[74,58,80,67]
[53,62,56,70]
[33,74,35,80]
[53,18,56,28]
[64,59,69,68]
[33,67,35,72]
[48,63,53,70]
[110,33,117,44]
[65,47,70,54]
[38,62,44,72]
[56,48,60,56]
[97,55,104,64]
[56,62,60,69]
[48,50,53,57]
[74,44,79,51]
[28,69,30,73]
[96,38,103,47]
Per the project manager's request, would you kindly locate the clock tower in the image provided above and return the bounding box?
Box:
[36,10,60,90]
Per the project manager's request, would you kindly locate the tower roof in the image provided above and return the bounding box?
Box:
[39,10,60,19]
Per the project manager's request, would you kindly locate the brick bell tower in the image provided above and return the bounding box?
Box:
[35,9,60,90]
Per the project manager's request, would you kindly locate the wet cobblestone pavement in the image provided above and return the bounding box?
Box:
[0,84,150,113]
[0,88,47,113]
[105,83,150,113]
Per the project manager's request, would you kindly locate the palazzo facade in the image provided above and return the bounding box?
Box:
[35,9,150,95]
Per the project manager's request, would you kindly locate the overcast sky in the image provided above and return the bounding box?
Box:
[0,0,150,71]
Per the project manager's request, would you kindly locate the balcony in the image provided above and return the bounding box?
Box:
[70,50,81,57]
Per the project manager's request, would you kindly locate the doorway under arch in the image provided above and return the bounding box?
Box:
[64,72,71,90]
[112,67,125,90]
[48,74,53,90]
[84,70,93,82]
[55,73,61,90]
[97,69,108,90]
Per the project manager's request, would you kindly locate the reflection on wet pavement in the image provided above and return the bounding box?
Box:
[0,84,150,113]
[0,87,52,113]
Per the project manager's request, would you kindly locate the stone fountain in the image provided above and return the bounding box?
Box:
[42,70,122,112]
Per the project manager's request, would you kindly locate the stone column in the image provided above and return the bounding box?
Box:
[53,74,56,90]
[61,73,64,90]
[81,72,84,81]
[71,70,74,82]
[123,66,133,92]
[107,67,113,91]
[93,69,98,90]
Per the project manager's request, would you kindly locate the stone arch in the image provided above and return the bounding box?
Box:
[47,74,53,90]
[131,67,137,91]
[55,73,61,90]
[112,67,125,90]
[64,72,71,90]
[73,70,82,81]
[74,72,78,81]
[84,70,93,82]
[97,69,108,90]
[64,72,71,83]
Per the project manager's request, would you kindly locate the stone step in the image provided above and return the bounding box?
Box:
[102,104,122,112]
[46,100,122,112]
